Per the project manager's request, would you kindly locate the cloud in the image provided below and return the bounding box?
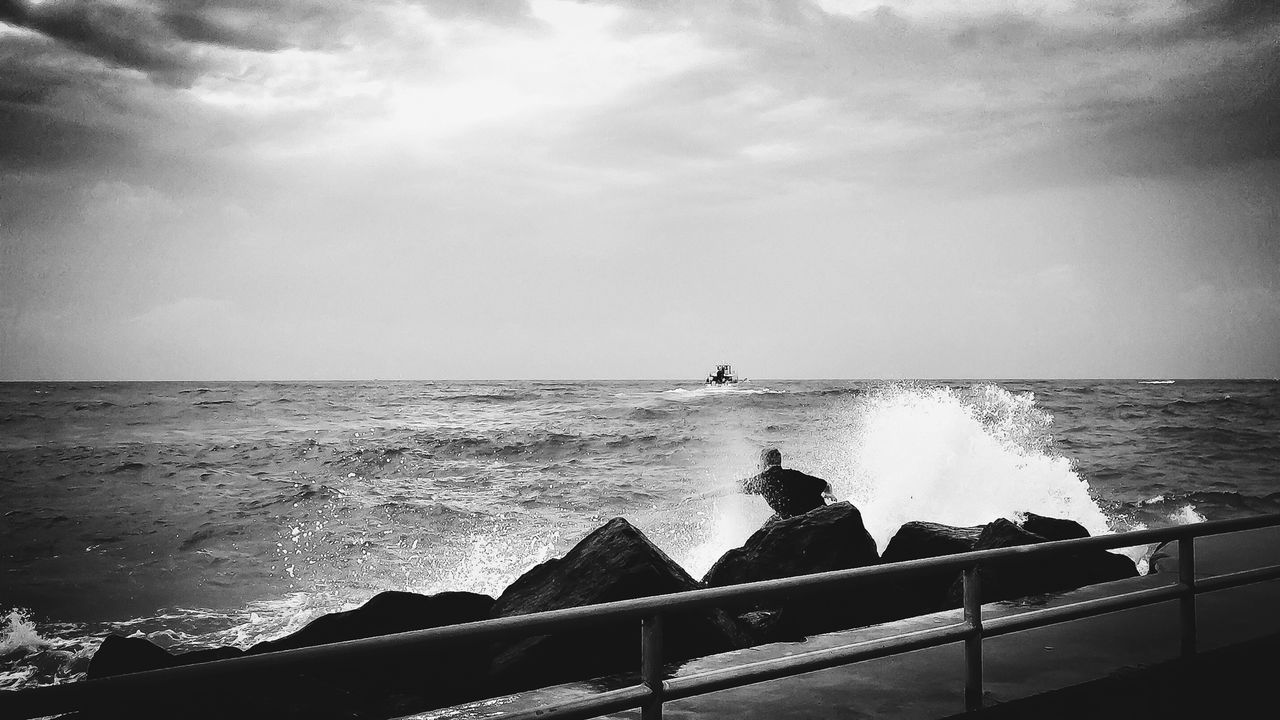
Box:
[0,0,199,85]
[1188,0,1280,33]
[0,0,1277,380]
[414,0,536,25]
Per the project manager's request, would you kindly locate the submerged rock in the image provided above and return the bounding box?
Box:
[702,502,882,639]
[489,517,748,693]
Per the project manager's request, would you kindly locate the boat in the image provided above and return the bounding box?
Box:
[705,364,741,385]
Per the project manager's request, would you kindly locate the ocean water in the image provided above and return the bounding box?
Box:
[2,379,1279,691]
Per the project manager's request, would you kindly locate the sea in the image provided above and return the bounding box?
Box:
[2,379,1279,691]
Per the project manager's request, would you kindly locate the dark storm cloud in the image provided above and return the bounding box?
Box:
[159,7,289,53]
[0,0,197,84]
[1191,0,1280,33]
[0,31,141,170]
[1099,47,1280,175]
[0,0,365,83]
[536,0,1279,201]
[0,101,134,170]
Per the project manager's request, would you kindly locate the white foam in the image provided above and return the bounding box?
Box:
[419,529,565,598]
[0,610,47,655]
[681,494,773,577]
[1169,504,1206,525]
[675,383,1116,573]
[662,386,783,400]
[844,384,1112,549]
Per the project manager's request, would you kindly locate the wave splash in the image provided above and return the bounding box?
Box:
[680,383,1118,574]
[842,383,1113,549]
[0,610,92,691]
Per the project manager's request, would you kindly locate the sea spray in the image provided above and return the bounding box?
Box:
[0,609,91,690]
[4,379,1274,693]
[673,383,1116,573]
[844,384,1112,548]
[680,493,773,578]
[425,529,564,597]
[678,383,1116,567]
[0,610,47,657]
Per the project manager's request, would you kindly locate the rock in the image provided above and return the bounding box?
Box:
[735,610,780,641]
[87,636,246,680]
[881,521,985,564]
[489,517,748,693]
[1019,512,1090,542]
[86,635,180,679]
[878,521,985,618]
[703,502,880,592]
[702,502,883,639]
[86,591,496,719]
[247,590,493,655]
[245,590,496,716]
[945,517,1139,605]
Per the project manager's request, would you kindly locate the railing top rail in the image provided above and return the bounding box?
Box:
[5,512,1280,711]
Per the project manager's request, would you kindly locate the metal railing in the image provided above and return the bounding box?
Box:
[5,513,1280,720]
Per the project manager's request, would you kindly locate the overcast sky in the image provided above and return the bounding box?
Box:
[1,0,1277,380]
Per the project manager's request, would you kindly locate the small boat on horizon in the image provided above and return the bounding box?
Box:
[706,364,742,385]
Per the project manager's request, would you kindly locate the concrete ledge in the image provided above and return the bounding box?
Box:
[946,630,1280,720]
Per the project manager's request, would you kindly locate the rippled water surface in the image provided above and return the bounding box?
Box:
[2,379,1278,689]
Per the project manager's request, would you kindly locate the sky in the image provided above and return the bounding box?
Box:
[0,0,1277,380]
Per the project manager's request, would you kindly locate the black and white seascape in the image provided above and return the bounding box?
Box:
[3,379,1279,689]
[1,0,1278,714]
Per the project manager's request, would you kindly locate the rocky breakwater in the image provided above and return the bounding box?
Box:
[84,591,494,719]
[701,502,884,640]
[82,507,1138,719]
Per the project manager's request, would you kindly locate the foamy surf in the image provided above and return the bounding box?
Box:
[844,384,1112,547]
[3,378,1274,693]
[0,610,91,690]
[678,383,1119,574]
[663,386,784,399]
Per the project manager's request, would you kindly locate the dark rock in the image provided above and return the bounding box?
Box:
[881,521,985,564]
[1020,512,1090,542]
[878,521,985,618]
[945,517,1139,605]
[489,517,748,693]
[175,646,245,665]
[702,502,882,639]
[245,590,495,716]
[247,590,492,655]
[703,502,880,592]
[86,635,178,679]
[86,591,496,719]
[735,610,780,642]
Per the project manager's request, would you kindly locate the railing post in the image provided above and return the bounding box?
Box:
[642,614,664,720]
[963,566,983,712]
[1179,536,1197,658]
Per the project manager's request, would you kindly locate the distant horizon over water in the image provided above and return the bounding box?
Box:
[3,378,1278,691]
[4,376,1279,384]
